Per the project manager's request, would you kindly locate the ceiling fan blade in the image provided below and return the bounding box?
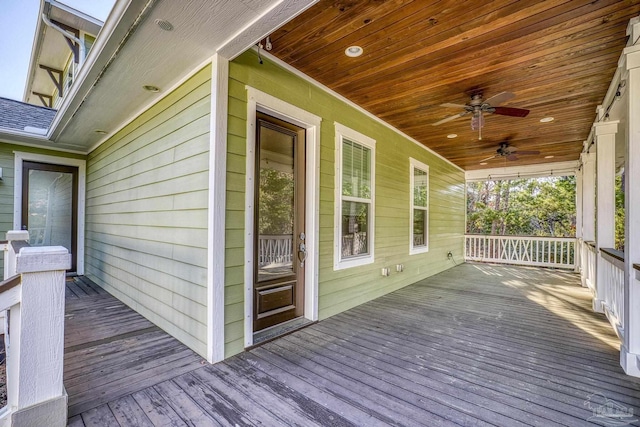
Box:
[479,154,498,162]
[441,103,468,109]
[484,91,515,106]
[507,154,519,161]
[432,111,470,126]
[492,106,530,117]
[513,150,540,155]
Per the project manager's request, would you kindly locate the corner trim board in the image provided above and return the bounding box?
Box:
[207,54,229,363]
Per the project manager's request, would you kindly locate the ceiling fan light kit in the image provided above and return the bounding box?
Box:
[432,91,530,140]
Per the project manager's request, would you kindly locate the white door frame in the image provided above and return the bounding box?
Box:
[244,86,321,347]
[13,151,86,275]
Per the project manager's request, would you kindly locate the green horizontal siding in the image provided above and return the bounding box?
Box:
[0,142,85,278]
[225,51,465,357]
[85,65,212,357]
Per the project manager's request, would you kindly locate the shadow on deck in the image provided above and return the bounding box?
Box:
[66,264,640,426]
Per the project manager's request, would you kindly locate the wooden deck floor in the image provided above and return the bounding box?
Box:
[66,264,640,426]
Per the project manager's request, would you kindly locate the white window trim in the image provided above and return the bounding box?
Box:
[13,151,86,275]
[410,157,429,255]
[334,122,376,270]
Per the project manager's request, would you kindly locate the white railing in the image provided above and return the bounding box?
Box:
[0,231,70,427]
[465,235,576,269]
[600,248,625,339]
[583,241,597,292]
[258,235,293,267]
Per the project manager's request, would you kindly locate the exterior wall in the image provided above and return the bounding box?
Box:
[224,51,465,356]
[85,65,212,357]
[0,142,85,278]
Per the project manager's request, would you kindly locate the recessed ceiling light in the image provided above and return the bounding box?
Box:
[447,134,457,139]
[155,19,174,31]
[345,46,363,57]
[480,162,488,165]
[142,85,160,93]
[94,130,108,135]
[544,155,555,159]
[540,117,554,123]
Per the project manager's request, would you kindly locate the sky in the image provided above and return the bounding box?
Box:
[0,0,115,101]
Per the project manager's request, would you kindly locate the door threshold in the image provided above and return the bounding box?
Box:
[249,317,316,349]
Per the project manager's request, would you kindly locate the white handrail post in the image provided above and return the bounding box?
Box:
[5,231,29,280]
[7,245,70,426]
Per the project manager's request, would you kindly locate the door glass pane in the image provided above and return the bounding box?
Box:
[258,125,295,282]
[27,169,73,252]
[341,201,369,258]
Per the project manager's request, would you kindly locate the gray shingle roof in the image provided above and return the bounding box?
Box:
[0,97,56,133]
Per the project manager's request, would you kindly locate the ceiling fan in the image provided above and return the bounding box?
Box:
[432,91,530,140]
[480,142,540,163]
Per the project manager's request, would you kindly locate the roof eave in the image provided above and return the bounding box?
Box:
[22,0,48,103]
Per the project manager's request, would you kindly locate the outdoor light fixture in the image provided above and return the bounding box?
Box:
[345,46,363,57]
[447,134,457,138]
[540,117,554,123]
[480,162,488,165]
[544,155,555,159]
[143,85,160,93]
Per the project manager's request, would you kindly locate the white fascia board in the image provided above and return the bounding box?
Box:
[0,129,86,155]
[217,0,319,60]
[465,160,580,182]
[47,0,150,141]
[22,0,48,102]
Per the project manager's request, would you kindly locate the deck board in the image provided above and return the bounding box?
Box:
[67,264,640,426]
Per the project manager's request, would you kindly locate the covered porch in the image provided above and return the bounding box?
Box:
[66,263,639,426]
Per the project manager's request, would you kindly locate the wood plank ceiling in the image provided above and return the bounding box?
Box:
[267,0,640,170]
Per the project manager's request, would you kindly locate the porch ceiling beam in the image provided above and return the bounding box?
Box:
[32,92,52,108]
[39,65,63,97]
[464,160,579,182]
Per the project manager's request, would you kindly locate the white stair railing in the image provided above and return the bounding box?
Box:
[465,235,576,269]
[0,231,70,427]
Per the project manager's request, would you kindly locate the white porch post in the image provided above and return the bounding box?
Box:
[581,152,596,288]
[574,168,583,274]
[621,43,640,377]
[593,121,619,312]
[8,245,70,426]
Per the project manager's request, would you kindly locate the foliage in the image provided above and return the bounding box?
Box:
[467,176,576,237]
[615,174,625,251]
[259,168,294,235]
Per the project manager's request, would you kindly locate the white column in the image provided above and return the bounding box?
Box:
[621,44,640,377]
[581,152,596,289]
[575,168,583,274]
[593,121,619,312]
[8,245,70,425]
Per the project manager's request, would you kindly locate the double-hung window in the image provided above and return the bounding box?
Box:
[334,123,375,270]
[410,158,429,254]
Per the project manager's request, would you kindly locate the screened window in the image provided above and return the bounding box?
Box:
[334,123,375,270]
[410,158,429,254]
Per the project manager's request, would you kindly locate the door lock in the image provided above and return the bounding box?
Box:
[298,242,307,267]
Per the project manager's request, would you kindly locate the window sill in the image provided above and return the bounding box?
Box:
[334,254,374,271]
[410,246,429,255]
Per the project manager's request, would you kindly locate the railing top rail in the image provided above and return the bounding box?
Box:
[465,234,576,241]
[635,264,640,272]
[258,234,294,239]
[0,274,21,294]
[601,247,625,263]
[11,240,31,253]
[585,240,596,248]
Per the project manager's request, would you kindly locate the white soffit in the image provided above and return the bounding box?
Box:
[52,0,317,151]
[465,160,580,182]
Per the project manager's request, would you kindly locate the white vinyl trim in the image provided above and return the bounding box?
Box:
[409,157,429,255]
[207,54,229,363]
[334,122,376,270]
[244,86,321,348]
[13,152,86,275]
